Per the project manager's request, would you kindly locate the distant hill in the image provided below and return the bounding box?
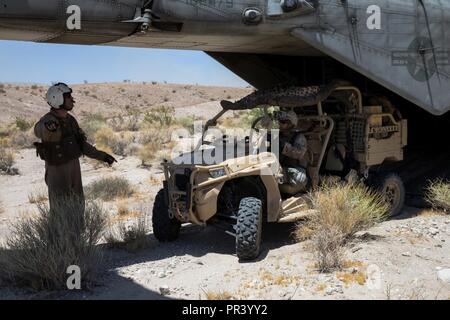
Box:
[0,82,252,125]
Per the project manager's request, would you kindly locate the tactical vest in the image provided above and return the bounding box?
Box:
[34,114,85,165]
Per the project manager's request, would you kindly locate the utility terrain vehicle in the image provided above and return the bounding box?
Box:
[152,84,408,260]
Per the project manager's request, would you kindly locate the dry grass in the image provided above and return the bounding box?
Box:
[14,117,34,132]
[337,270,367,287]
[116,200,130,216]
[138,128,171,145]
[242,269,301,290]
[28,189,48,204]
[109,113,141,132]
[94,127,135,156]
[296,181,389,240]
[315,283,327,292]
[8,129,35,149]
[0,197,107,290]
[342,260,365,269]
[148,176,163,185]
[85,176,134,201]
[0,147,18,175]
[311,226,345,272]
[425,179,450,213]
[0,117,36,149]
[104,214,151,253]
[138,142,160,166]
[295,181,389,272]
[79,113,107,138]
[204,290,235,300]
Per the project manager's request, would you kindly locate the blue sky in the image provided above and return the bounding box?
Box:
[0,40,248,87]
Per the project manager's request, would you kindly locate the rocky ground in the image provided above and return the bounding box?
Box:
[0,149,449,300]
[0,83,449,300]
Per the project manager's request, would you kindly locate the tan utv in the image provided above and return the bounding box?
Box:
[152,84,408,260]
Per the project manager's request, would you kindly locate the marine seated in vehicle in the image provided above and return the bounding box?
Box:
[277,110,310,195]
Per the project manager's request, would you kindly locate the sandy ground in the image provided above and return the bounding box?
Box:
[0,83,449,300]
[0,149,449,300]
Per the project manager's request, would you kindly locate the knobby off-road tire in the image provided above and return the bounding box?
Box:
[152,189,181,242]
[236,197,263,261]
[375,173,405,217]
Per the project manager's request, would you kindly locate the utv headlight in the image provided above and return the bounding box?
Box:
[209,168,226,178]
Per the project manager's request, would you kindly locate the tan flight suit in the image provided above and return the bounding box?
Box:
[34,111,109,208]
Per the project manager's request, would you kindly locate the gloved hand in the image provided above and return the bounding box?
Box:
[104,153,117,166]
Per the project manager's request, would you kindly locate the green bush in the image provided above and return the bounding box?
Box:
[14,117,34,132]
[143,106,175,127]
[426,179,450,212]
[86,177,134,201]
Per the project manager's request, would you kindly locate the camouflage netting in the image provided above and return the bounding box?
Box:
[220,80,349,110]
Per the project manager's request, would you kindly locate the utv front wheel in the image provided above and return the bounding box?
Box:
[152,189,181,242]
[236,197,263,261]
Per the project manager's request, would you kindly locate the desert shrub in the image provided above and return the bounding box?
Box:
[85,177,134,201]
[297,181,388,240]
[143,106,175,127]
[28,189,48,204]
[0,197,106,290]
[0,137,9,148]
[177,116,198,134]
[138,142,160,167]
[218,108,267,129]
[295,181,388,272]
[31,85,39,90]
[425,179,450,212]
[80,113,107,138]
[311,226,345,272]
[0,148,18,175]
[9,129,35,149]
[138,128,171,145]
[105,215,151,252]
[14,117,34,132]
[109,113,141,132]
[94,127,134,156]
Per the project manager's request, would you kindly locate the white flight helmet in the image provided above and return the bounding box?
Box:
[278,110,298,126]
[46,83,73,109]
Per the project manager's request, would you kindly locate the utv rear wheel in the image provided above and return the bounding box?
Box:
[376,173,405,217]
[152,189,181,242]
[236,197,263,261]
